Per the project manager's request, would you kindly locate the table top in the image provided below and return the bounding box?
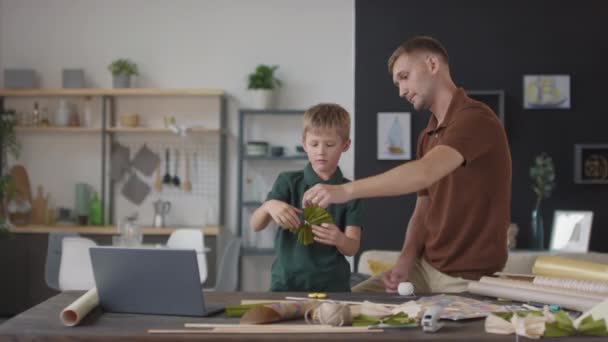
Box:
[0,292,603,341]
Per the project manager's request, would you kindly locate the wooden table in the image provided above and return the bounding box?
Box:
[0,291,604,341]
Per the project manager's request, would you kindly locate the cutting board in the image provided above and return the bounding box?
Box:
[31,185,48,225]
[9,164,32,203]
[8,164,32,225]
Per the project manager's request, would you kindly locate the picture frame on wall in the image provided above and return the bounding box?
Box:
[523,74,571,109]
[549,210,593,253]
[574,144,608,184]
[377,112,411,160]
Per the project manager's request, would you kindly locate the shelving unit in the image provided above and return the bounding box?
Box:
[0,88,227,228]
[237,108,308,257]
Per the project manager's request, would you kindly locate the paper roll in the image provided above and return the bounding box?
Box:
[533,256,608,282]
[60,288,99,326]
[468,281,597,312]
[479,276,606,300]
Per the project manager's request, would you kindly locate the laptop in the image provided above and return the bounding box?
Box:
[89,247,224,317]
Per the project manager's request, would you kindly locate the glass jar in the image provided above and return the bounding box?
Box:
[120,214,142,247]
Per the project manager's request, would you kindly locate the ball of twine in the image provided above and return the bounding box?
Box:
[305,301,352,326]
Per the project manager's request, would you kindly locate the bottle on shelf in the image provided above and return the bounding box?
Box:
[89,192,102,225]
[32,102,40,127]
[82,97,93,128]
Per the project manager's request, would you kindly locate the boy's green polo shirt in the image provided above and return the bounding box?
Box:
[266,163,362,292]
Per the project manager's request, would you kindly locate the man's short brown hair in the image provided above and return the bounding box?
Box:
[387,35,449,73]
[303,103,351,141]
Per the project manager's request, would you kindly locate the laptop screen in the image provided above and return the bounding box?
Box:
[90,247,208,316]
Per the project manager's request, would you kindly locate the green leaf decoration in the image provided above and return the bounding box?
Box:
[223,303,275,317]
[291,207,333,246]
[545,310,577,337]
[352,312,416,327]
[578,316,608,336]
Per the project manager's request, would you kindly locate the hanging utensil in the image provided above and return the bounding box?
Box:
[182,150,192,192]
[172,149,181,187]
[154,162,162,192]
[162,149,172,185]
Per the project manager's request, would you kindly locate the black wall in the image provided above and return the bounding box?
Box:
[354,0,608,254]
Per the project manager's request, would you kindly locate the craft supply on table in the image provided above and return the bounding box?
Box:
[60,288,99,326]
[398,281,414,296]
[305,302,352,326]
[479,276,606,300]
[533,255,608,282]
[308,292,327,299]
[416,294,505,320]
[467,280,597,312]
[240,301,318,324]
[496,271,608,295]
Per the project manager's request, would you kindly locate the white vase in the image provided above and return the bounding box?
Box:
[55,99,71,126]
[249,89,275,109]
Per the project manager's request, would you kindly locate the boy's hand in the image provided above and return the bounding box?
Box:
[264,200,302,229]
[302,184,349,208]
[311,223,344,246]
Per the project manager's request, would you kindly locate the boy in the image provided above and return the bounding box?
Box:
[249,103,362,292]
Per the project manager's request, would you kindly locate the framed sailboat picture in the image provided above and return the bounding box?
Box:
[377,112,411,160]
[523,74,571,109]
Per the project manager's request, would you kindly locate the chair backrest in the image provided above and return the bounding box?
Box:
[213,237,241,291]
[166,229,207,283]
[45,232,79,290]
[58,237,98,291]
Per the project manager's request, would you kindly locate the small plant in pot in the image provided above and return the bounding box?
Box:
[108,58,138,88]
[247,64,281,109]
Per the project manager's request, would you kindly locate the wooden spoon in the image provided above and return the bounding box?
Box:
[182,151,192,192]
[154,162,162,192]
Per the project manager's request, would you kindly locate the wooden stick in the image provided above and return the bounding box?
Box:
[185,323,333,328]
[149,327,382,334]
[284,296,399,308]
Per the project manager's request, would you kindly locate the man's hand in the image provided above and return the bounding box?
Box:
[302,184,349,208]
[383,259,410,292]
[263,200,302,229]
[311,223,344,246]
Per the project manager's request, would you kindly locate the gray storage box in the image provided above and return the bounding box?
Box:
[62,69,85,88]
[4,69,37,89]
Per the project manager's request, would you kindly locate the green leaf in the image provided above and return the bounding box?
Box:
[578,316,608,336]
[545,311,577,337]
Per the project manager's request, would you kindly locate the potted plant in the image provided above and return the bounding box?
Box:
[529,152,556,249]
[247,64,281,109]
[108,58,139,88]
[0,110,20,235]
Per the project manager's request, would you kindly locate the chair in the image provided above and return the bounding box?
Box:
[58,237,98,291]
[166,229,207,283]
[45,232,79,290]
[206,237,241,291]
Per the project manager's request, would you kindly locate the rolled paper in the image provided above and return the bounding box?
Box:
[468,281,597,312]
[479,276,606,300]
[240,302,317,324]
[60,288,99,326]
[533,256,608,282]
[533,276,608,295]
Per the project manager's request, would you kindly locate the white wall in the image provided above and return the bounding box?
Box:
[0,0,355,236]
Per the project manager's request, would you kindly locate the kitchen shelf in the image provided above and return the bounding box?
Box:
[237,108,306,272]
[105,127,221,134]
[243,155,308,161]
[8,224,220,236]
[1,88,228,234]
[15,126,101,133]
[0,88,225,97]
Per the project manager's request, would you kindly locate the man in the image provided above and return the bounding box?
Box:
[302,36,511,293]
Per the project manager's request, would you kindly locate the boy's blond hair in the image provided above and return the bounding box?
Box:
[302,103,351,141]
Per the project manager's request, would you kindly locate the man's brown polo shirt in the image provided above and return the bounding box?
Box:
[416,88,512,280]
